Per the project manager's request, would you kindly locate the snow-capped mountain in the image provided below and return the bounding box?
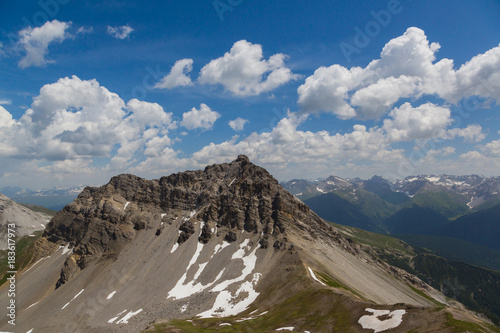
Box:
[390,175,500,208]
[282,174,500,210]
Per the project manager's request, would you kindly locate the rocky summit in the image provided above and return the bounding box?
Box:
[0,156,495,332]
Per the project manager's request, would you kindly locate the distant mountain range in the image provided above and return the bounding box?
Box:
[282,174,500,270]
[0,185,86,211]
[283,174,500,210]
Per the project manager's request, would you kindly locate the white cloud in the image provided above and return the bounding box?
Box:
[77,26,93,34]
[0,106,15,128]
[17,20,71,68]
[155,58,194,89]
[191,111,399,177]
[482,139,500,157]
[383,102,452,142]
[198,40,300,96]
[180,104,221,130]
[446,124,485,143]
[107,25,134,39]
[0,76,176,175]
[298,27,500,119]
[350,76,419,119]
[228,117,248,131]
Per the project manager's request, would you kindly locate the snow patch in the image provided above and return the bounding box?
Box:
[170,242,179,254]
[197,273,262,318]
[426,176,440,183]
[219,323,232,327]
[316,186,326,194]
[61,289,84,310]
[467,197,474,209]
[161,213,167,218]
[61,244,72,255]
[168,241,222,299]
[211,243,258,292]
[358,308,406,333]
[235,311,268,322]
[229,178,236,187]
[108,309,128,324]
[116,308,143,324]
[307,267,326,286]
[181,303,189,313]
[26,329,34,333]
[275,327,295,331]
[107,291,117,300]
[23,257,47,274]
[214,241,231,255]
[124,201,130,210]
[27,302,39,309]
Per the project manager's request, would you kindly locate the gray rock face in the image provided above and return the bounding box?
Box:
[0,193,48,249]
[45,155,330,287]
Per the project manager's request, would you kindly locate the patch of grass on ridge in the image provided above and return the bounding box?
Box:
[0,231,42,286]
[444,312,500,333]
[147,288,359,332]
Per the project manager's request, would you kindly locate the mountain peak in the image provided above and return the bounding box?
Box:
[235,154,250,163]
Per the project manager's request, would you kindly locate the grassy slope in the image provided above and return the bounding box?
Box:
[407,191,469,219]
[329,222,500,326]
[0,231,42,286]
[20,203,58,216]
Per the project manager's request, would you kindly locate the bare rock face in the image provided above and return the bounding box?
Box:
[44,155,334,287]
[0,192,48,249]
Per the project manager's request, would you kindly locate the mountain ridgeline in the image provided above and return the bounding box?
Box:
[283,174,500,254]
[1,156,496,332]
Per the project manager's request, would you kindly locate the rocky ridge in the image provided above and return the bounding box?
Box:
[46,155,351,288]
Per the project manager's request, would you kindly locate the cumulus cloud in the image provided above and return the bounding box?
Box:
[298,27,500,119]
[0,76,176,176]
[446,124,485,143]
[107,25,134,39]
[228,117,248,131]
[198,40,300,96]
[482,139,500,157]
[180,104,221,130]
[191,112,396,175]
[155,58,194,89]
[17,20,71,68]
[383,102,452,142]
[0,106,15,128]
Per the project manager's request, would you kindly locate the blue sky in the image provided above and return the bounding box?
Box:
[0,0,500,188]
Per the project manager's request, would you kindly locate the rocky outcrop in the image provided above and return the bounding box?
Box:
[44,155,340,287]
